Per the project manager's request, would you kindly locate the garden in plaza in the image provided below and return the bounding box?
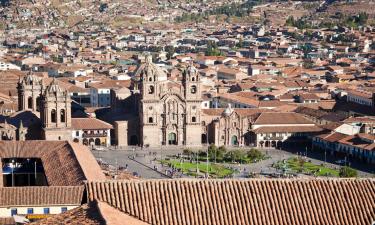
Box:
[273,157,358,178]
[160,144,268,178]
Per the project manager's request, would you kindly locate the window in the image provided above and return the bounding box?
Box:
[76,131,79,136]
[27,97,33,109]
[148,85,154,94]
[192,117,196,122]
[190,85,197,94]
[148,117,153,123]
[149,77,153,82]
[27,208,33,214]
[61,207,68,213]
[43,208,50,214]
[60,109,66,123]
[11,209,17,216]
[51,109,56,123]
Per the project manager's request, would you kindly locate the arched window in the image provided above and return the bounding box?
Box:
[60,109,66,123]
[192,116,196,122]
[148,85,154,94]
[148,117,153,123]
[36,97,40,112]
[191,77,195,81]
[27,97,33,109]
[51,109,56,123]
[190,85,197,94]
[149,77,153,82]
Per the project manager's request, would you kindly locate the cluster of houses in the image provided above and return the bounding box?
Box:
[0,4,373,166]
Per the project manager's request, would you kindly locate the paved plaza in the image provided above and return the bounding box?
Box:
[92,146,374,179]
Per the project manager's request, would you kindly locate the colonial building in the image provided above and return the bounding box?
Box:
[133,55,202,147]
[71,118,113,147]
[40,78,72,141]
[0,141,105,219]
[16,73,112,146]
[201,107,322,148]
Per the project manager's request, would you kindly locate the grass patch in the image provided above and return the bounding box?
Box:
[274,157,340,177]
[160,159,235,178]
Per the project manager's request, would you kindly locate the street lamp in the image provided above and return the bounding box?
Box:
[11,159,14,187]
[206,129,209,179]
[324,149,327,165]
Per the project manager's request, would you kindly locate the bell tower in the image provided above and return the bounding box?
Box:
[183,64,203,146]
[17,72,43,112]
[40,78,72,141]
[183,64,201,100]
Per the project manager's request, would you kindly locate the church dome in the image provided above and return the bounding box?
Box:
[45,78,63,94]
[133,54,167,82]
[22,73,42,86]
[223,104,234,117]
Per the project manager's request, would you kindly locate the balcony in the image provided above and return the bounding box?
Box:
[263,136,284,141]
[82,133,107,138]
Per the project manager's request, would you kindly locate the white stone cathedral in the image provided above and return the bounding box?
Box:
[133,55,203,147]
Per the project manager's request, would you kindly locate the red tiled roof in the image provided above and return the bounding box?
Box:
[254,112,314,125]
[30,201,149,225]
[30,202,104,225]
[71,118,113,130]
[87,179,375,225]
[0,141,105,186]
[0,186,84,207]
[254,125,323,133]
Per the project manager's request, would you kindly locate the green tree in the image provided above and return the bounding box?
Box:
[236,38,244,48]
[285,16,295,26]
[205,41,223,56]
[339,166,358,178]
[247,149,264,161]
[165,46,175,60]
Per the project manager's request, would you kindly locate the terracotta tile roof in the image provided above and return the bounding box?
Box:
[254,125,323,133]
[0,186,84,207]
[71,118,113,130]
[30,202,104,225]
[202,108,266,117]
[30,200,149,225]
[69,142,106,182]
[344,116,375,123]
[0,141,105,186]
[0,217,14,225]
[86,179,375,225]
[217,93,259,107]
[319,132,349,142]
[258,100,287,108]
[254,112,314,125]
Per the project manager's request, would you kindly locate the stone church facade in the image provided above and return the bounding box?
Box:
[18,73,73,141]
[133,55,202,147]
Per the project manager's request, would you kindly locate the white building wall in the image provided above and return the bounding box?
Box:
[0,205,78,217]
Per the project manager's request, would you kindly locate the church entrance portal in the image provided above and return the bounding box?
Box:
[231,135,238,146]
[168,133,177,145]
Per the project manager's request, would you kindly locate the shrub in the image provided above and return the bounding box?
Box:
[247,148,263,160]
[339,166,358,178]
[183,149,192,156]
